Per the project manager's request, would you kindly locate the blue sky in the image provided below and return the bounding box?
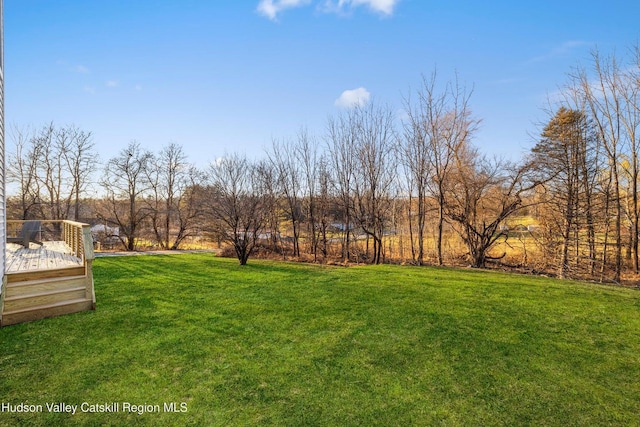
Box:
[5,0,640,168]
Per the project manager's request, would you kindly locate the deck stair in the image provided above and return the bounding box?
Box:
[2,273,94,326]
[1,221,96,326]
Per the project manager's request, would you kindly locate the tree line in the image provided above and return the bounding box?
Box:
[7,47,640,282]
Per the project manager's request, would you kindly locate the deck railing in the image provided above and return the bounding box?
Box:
[2,220,96,325]
[6,220,95,263]
[62,220,95,261]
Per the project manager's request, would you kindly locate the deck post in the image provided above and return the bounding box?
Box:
[82,224,96,307]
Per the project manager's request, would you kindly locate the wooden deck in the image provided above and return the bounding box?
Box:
[6,241,83,273]
[2,220,96,326]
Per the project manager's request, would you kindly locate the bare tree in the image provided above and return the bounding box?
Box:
[206,154,268,265]
[350,102,398,264]
[267,138,303,257]
[446,144,534,268]
[7,123,96,224]
[326,111,357,262]
[296,128,322,260]
[146,142,202,249]
[400,88,432,265]
[7,125,40,219]
[169,167,207,249]
[99,141,152,251]
[575,50,625,282]
[59,125,95,221]
[33,124,60,221]
[315,155,333,260]
[618,57,640,273]
[256,156,282,254]
[401,71,477,265]
[562,89,602,277]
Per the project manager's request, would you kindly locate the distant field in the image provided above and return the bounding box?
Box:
[1,254,639,426]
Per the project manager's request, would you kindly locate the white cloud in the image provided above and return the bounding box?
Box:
[83,86,96,95]
[335,87,371,108]
[134,84,143,91]
[324,0,400,15]
[257,0,399,20]
[75,65,90,74]
[106,80,119,88]
[257,0,311,20]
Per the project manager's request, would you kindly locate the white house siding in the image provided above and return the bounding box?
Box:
[0,0,5,295]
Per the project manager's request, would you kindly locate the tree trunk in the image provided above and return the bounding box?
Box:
[437,197,444,266]
[633,158,639,273]
[417,191,425,265]
[613,166,622,283]
[407,193,417,263]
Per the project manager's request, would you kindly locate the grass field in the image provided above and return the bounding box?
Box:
[1,254,639,426]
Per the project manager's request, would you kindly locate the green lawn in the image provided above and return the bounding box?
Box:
[1,254,639,426]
